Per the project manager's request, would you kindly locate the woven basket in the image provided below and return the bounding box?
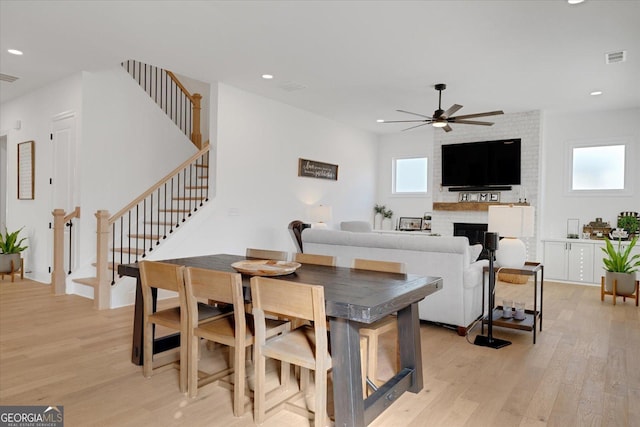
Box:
[497,272,529,285]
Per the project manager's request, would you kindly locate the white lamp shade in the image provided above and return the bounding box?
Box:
[488,205,535,268]
[488,205,534,238]
[309,205,332,224]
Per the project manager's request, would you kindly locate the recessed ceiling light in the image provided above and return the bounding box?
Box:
[8,49,23,55]
[376,119,385,123]
[261,74,274,80]
[590,90,603,96]
[568,0,584,4]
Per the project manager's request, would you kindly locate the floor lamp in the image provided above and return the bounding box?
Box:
[474,231,512,349]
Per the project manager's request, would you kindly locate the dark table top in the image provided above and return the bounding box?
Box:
[119,254,442,324]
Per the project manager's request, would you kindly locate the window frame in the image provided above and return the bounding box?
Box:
[564,137,633,197]
[392,155,429,196]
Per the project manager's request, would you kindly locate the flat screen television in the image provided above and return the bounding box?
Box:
[441,138,521,187]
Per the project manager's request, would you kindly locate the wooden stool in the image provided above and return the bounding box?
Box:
[1,258,24,282]
[600,276,639,306]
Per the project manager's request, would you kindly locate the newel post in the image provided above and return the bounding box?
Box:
[51,209,67,295]
[191,93,202,149]
[95,210,111,310]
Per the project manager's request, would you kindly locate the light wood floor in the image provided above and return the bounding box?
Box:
[1,277,638,426]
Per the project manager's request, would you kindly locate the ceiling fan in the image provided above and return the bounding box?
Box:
[381,83,504,132]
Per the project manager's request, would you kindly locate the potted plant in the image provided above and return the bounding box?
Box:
[373,204,386,229]
[0,227,28,274]
[618,215,639,237]
[601,236,640,296]
[382,208,394,230]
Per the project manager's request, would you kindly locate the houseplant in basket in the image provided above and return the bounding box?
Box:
[601,236,640,296]
[0,227,28,274]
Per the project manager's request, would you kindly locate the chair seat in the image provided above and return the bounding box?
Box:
[261,326,332,370]
[196,315,288,346]
[150,302,232,329]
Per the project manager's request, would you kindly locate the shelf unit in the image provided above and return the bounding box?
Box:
[481,262,544,344]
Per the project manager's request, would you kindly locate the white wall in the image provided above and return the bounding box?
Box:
[142,83,378,258]
[376,130,435,224]
[540,108,640,240]
[0,74,83,281]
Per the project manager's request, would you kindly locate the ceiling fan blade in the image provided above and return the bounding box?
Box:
[382,119,430,124]
[440,104,463,119]
[396,109,432,119]
[402,123,430,131]
[443,124,453,132]
[450,119,494,126]
[451,110,504,120]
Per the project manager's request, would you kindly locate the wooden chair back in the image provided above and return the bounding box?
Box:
[294,252,336,267]
[138,260,188,392]
[251,277,325,324]
[183,267,244,328]
[352,258,406,274]
[245,248,288,261]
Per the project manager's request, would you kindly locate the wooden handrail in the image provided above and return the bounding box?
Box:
[108,145,210,224]
[166,70,197,103]
[51,206,81,295]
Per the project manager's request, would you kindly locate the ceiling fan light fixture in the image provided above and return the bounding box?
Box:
[432,120,447,128]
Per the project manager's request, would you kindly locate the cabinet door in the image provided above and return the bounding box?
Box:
[567,242,594,282]
[544,242,568,280]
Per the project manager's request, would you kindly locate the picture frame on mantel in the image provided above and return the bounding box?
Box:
[459,191,500,203]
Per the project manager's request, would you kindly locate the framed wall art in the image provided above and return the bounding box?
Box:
[18,140,35,200]
[298,158,338,181]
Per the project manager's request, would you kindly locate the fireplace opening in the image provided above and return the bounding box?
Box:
[454,222,488,260]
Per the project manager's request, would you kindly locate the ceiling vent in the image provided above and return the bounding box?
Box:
[277,81,307,92]
[0,73,19,83]
[605,50,626,64]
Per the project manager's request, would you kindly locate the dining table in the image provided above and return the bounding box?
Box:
[118,254,442,427]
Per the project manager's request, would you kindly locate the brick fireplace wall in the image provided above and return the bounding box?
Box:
[431,111,541,261]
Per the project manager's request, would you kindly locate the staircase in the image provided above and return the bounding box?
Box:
[59,60,210,309]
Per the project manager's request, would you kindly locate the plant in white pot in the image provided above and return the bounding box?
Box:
[0,227,28,274]
[601,236,640,296]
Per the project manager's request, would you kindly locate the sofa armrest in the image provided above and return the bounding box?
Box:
[463,259,489,289]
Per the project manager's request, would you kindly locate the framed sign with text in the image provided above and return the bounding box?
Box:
[298,158,338,181]
[18,140,35,200]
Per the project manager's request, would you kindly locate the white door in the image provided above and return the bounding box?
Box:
[50,112,77,274]
[0,135,7,231]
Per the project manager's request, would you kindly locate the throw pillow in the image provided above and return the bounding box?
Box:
[468,244,483,262]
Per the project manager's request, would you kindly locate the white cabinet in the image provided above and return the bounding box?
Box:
[543,240,594,283]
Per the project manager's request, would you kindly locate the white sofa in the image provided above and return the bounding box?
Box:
[302,229,488,334]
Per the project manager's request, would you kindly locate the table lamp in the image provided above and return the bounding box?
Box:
[309,205,332,229]
[488,205,535,269]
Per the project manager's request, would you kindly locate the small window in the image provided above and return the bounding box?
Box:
[572,144,625,190]
[393,156,428,194]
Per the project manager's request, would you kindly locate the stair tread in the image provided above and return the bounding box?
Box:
[195,164,209,169]
[73,277,99,287]
[128,234,161,240]
[91,262,120,271]
[112,247,145,255]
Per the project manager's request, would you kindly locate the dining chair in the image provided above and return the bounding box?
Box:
[183,267,289,416]
[352,258,406,395]
[245,248,288,261]
[139,260,189,393]
[251,276,332,426]
[293,252,336,267]
[139,260,232,394]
